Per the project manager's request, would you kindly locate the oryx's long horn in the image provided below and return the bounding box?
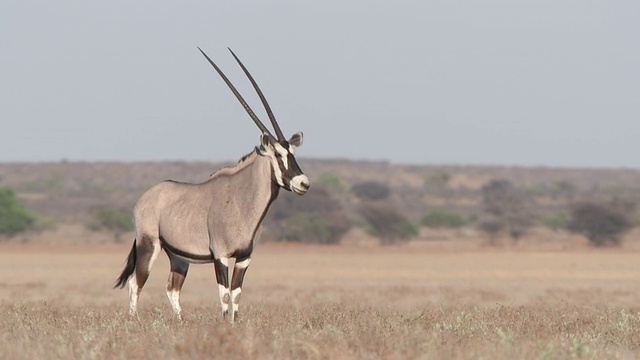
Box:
[197,47,274,138]
[228,48,285,141]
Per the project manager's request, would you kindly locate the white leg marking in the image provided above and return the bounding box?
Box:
[231,287,242,315]
[235,258,251,269]
[148,241,161,273]
[166,289,182,319]
[218,283,230,313]
[128,275,139,316]
[219,257,229,267]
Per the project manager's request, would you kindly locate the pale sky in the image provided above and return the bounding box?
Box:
[1,1,638,168]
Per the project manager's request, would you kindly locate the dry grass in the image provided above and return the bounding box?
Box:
[1,242,640,359]
[2,302,640,359]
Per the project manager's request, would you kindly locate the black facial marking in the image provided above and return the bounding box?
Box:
[287,153,300,172]
[270,141,305,193]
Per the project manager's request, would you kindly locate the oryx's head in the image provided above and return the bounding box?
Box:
[198,47,310,195]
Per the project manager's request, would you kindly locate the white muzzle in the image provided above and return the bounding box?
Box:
[290,175,310,195]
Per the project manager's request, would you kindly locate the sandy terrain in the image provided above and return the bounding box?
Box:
[2,242,638,310]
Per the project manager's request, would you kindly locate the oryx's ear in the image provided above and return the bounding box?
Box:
[289,131,303,150]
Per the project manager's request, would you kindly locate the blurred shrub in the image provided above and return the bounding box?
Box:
[270,187,341,220]
[423,169,450,192]
[0,187,37,236]
[32,216,58,232]
[86,206,133,242]
[421,209,468,229]
[542,212,569,231]
[476,218,504,244]
[550,180,576,201]
[568,202,631,247]
[316,172,347,193]
[358,204,418,245]
[279,212,349,245]
[482,180,519,217]
[480,179,534,240]
[24,175,65,193]
[351,181,390,201]
[268,187,351,244]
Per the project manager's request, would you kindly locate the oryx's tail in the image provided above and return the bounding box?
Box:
[114,239,137,289]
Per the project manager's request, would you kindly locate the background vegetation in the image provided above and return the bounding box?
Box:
[85,206,134,242]
[1,160,639,246]
[0,187,37,236]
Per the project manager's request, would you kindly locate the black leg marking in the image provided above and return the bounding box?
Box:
[213,258,229,289]
[166,250,190,292]
[230,257,251,323]
[213,258,230,319]
[230,263,249,291]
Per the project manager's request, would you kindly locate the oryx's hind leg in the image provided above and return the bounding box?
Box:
[230,256,251,323]
[213,257,231,320]
[129,235,161,316]
[165,251,189,319]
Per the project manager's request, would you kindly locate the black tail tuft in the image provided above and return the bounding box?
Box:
[114,239,137,289]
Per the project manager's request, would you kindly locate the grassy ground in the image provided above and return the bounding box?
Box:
[2,302,640,359]
[1,242,639,359]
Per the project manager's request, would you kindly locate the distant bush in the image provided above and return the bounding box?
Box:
[542,212,570,231]
[279,212,349,245]
[421,210,468,229]
[24,175,65,193]
[86,206,133,242]
[480,179,534,240]
[476,218,504,244]
[423,169,450,192]
[351,181,390,201]
[268,187,351,244]
[550,180,576,201]
[0,187,37,236]
[316,172,347,193]
[568,202,631,247]
[32,216,58,233]
[358,204,418,245]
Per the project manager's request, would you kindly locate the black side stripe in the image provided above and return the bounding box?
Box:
[159,237,214,262]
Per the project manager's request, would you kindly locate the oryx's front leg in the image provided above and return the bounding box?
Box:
[213,257,231,320]
[230,257,251,322]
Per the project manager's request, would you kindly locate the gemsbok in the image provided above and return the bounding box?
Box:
[115,48,310,322]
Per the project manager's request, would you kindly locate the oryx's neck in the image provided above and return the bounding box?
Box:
[209,148,261,178]
[206,149,279,212]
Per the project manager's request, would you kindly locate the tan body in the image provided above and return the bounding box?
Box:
[135,150,276,262]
